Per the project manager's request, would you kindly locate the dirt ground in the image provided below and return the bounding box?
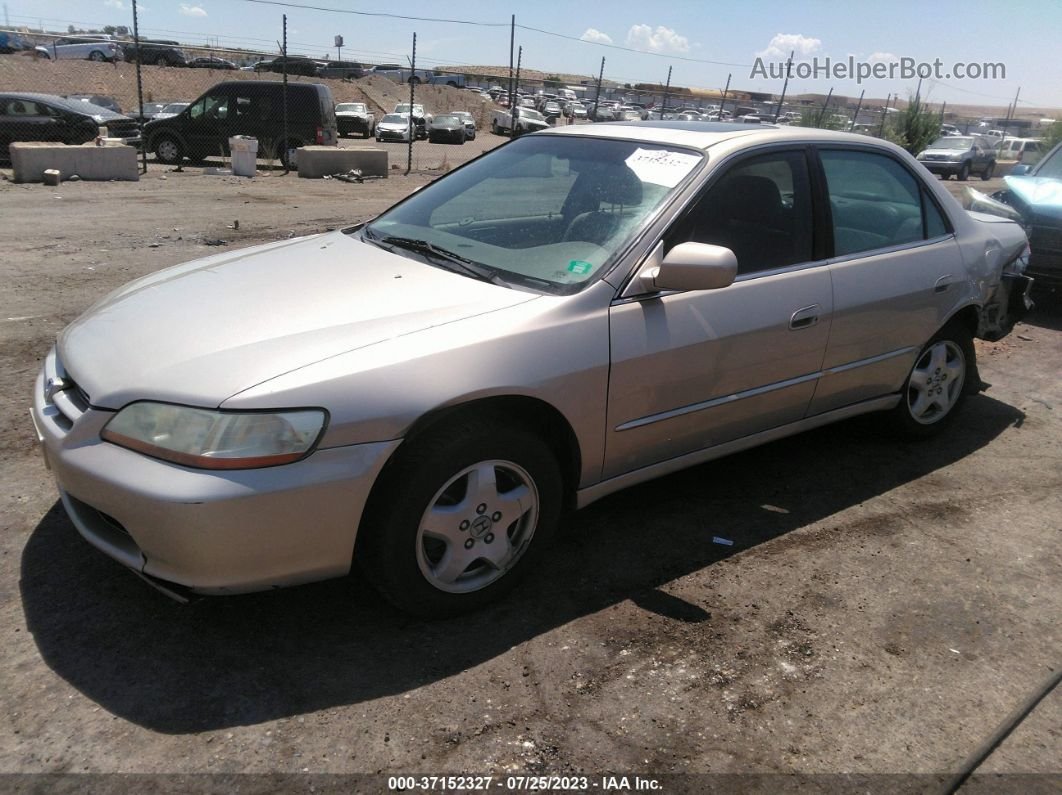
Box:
[0,157,1059,793]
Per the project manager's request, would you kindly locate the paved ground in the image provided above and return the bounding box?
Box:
[0,156,1058,793]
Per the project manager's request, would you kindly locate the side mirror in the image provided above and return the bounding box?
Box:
[1010,164,1032,176]
[652,242,738,291]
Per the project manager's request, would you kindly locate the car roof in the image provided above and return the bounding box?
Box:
[541,121,907,152]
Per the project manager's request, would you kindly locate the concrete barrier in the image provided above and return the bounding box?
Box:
[297,146,388,179]
[10,142,139,183]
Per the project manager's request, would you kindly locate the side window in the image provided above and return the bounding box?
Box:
[821,149,926,256]
[923,190,949,239]
[666,150,813,274]
[189,94,228,121]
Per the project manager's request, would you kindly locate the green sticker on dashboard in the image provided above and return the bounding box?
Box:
[568,260,592,275]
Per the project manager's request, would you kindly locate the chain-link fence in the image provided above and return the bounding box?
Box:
[0,18,1044,178]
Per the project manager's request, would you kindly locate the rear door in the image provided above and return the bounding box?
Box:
[183,87,230,158]
[809,146,964,415]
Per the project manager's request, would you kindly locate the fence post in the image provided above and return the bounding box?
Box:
[281,14,289,174]
[131,0,146,173]
[406,32,416,175]
[510,46,522,139]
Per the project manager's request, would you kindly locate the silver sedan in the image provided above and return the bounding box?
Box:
[32,123,1032,615]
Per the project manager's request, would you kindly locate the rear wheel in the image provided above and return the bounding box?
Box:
[358,418,563,617]
[156,56,170,67]
[888,320,974,438]
[957,162,971,181]
[88,51,106,62]
[982,161,995,180]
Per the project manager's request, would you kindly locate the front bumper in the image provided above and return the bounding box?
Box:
[338,117,371,134]
[919,159,964,176]
[376,129,409,141]
[32,349,399,594]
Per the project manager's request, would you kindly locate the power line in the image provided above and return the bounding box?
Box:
[515,24,753,68]
[235,0,509,27]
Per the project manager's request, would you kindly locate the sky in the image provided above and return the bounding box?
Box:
[7,0,1062,110]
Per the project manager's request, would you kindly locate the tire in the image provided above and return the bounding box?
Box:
[156,56,169,67]
[888,320,975,439]
[88,51,106,62]
[491,120,500,135]
[982,161,995,180]
[957,162,971,181]
[358,418,563,617]
[408,76,421,85]
[153,135,183,165]
[277,139,300,170]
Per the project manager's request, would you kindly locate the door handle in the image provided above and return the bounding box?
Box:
[934,274,956,293]
[789,304,820,330]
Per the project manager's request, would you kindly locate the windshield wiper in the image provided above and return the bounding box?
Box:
[376,235,508,286]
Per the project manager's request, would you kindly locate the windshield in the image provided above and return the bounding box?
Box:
[931,136,973,149]
[336,103,365,113]
[395,104,422,114]
[381,114,407,124]
[363,135,704,295]
[162,103,188,114]
[434,115,459,124]
[1035,144,1062,178]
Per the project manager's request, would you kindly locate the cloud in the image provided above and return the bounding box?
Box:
[867,51,897,63]
[104,0,124,8]
[579,28,613,45]
[625,24,690,55]
[179,3,207,16]
[756,33,822,59]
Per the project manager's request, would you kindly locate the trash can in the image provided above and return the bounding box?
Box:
[229,136,258,177]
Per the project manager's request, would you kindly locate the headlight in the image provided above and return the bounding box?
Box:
[949,153,964,161]
[101,402,327,469]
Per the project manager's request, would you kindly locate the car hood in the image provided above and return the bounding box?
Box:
[921,147,968,156]
[59,231,538,409]
[1002,175,1062,218]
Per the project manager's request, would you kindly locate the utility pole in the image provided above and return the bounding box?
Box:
[281,14,289,174]
[591,57,604,122]
[773,50,794,122]
[507,14,515,111]
[660,66,672,120]
[510,46,522,139]
[878,93,892,137]
[406,32,416,175]
[815,87,834,127]
[849,89,865,131]
[720,73,731,117]
[1000,86,1020,153]
[132,0,146,173]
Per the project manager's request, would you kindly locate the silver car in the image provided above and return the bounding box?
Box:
[32,123,1032,615]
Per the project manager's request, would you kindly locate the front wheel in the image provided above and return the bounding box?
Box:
[957,162,971,181]
[88,51,106,62]
[358,418,563,617]
[981,161,995,180]
[888,321,974,438]
[153,135,183,164]
[156,56,169,67]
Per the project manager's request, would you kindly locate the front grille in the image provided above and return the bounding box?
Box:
[46,353,90,427]
[105,119,140,139]
[1029,224,1062,255]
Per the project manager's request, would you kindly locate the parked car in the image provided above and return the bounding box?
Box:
[253,56,322,77]
[152,102,190,120]
[123,39,187,67]
[335,102,374,138]
[31,123,1031,616]
[393,103,431,139]
[142,80,337,168]
[317,61,368,79]
[916,135,997,180]
[0,31,31,53]
[427,114,466,144]
[450,111,477,140]
[0,92,140,160]
[132,102,168,124]
[490,106,549,136]
[372,65,434,84]
[187,56,238,70]
[940,123,961,136]
[35,36,123,62]
[430,73,466,88]
[375,113,412,142]
[997,138,1043,164]
[63,94,122,114]
[967,140,1062,293]
[541,101,563,123]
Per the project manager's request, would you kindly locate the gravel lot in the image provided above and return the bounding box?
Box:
[0,156,1059,793]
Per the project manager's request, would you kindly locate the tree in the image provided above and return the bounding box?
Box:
[543,74,562,90]
[883,93,940,155]
[103,26,116,35]
[1040,120,1062,153]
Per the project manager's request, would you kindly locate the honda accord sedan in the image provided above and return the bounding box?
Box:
[32,123,1032,616]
